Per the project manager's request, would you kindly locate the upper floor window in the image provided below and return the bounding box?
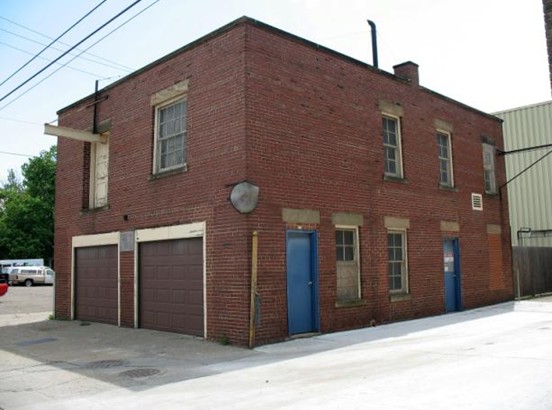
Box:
[90,139,109,208]
[437,132,453,187]
[382,115,403,178]
[155,98,187,173]
[482,143,496,193]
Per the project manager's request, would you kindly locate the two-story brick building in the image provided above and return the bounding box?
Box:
[49,17,513,346]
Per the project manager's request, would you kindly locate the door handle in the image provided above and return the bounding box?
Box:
[308,281,313,286]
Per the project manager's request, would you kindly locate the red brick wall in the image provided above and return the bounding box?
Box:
[55,25,252,344]
[119,251,134,327]
[242,22,513,344]
[488,233,505,290]
[54,18,513,346]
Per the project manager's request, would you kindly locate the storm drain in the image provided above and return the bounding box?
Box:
[83,359,127,369]
[119,368,161,379]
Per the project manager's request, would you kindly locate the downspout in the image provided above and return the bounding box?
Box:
[248,231,259,348]
[92,79,99,134]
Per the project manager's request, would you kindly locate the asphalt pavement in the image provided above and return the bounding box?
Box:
[1,287,552,410]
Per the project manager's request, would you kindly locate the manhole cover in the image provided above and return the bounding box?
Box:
[119,368,161,379]
[84,359,127,369]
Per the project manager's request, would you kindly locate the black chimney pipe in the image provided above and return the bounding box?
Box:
[367,20,378,68]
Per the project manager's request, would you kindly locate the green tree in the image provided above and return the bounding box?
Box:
[22,145,56,205]
[4,169,22,192]
[0,146,56,261]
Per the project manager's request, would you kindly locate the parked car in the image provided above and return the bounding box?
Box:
[1,267,9,283]
[8,266,55,287]
[0,277,8,296]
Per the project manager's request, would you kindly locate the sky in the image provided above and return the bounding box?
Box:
[0,0,549,182]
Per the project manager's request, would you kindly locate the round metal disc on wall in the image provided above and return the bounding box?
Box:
[230,182,259,214]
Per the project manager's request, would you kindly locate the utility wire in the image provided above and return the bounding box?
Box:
[0,0,107,88]
[0,41,103,78]
[0,0,159,112]
[0,150,35,158]
[0,27,133,73]
[0,0,144,105]
[0,15,134,72]
[499,148,552,190]
[0,116,44,126]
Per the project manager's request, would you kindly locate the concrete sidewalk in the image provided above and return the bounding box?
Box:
[2,298,552,409]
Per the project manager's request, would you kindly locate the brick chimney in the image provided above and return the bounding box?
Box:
[393,61,419,86]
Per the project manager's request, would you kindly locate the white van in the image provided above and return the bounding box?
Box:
[8,266,55,287]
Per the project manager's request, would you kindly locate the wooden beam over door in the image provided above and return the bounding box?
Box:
[44,124,106,143]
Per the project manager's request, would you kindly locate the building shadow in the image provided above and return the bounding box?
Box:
[1,297,550,393]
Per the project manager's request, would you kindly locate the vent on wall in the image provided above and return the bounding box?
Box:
[471,193,483,211]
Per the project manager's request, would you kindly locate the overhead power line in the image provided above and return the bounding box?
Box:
[0,0,144,105]
[0,0,159,112]
[0,41,103,78]
[0,16,134,72]
[0,150,35,158]
[0,115,44,126]
[0,0,107,88]
[499,147,552,190]
[0,27,133,73]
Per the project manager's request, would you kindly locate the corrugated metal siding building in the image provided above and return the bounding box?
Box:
[495,101,552,247]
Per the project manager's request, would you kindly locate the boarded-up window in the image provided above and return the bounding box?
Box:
[336,228,360,301]
[488,233,505,290]
[91,140,109,208]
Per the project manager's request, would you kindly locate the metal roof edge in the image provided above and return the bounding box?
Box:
[493,100,552,116]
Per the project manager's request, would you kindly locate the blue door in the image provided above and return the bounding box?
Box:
[444,239,462,312]
[286,231,318,335]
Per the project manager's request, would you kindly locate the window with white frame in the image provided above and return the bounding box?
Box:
[382,115,403,178]
[154,98,187,173]
[437,131,453,187]
[388,230,408,293]
[482,143,496,193]
[335,228,361,301]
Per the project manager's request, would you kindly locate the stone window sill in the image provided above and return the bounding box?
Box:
[148,164,187,180]
[439,184,458,192]
[81,205,109,214]
[335,299,367,308]
[390,293,411,302]
[383,175,408,184]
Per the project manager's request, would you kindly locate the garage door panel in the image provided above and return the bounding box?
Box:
[188,290,203,305]
[75,245,118,325]
[154,289,170,301]
[139,238,204,336]
[172,289,186,301]
[156,312,170,327]
[141,310,154,323]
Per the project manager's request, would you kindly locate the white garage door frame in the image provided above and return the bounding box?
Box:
[134,222,207,337]
[71,231,120,324]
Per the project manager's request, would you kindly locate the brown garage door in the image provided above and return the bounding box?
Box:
[75,245,118,325]
[139,238,204,336]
